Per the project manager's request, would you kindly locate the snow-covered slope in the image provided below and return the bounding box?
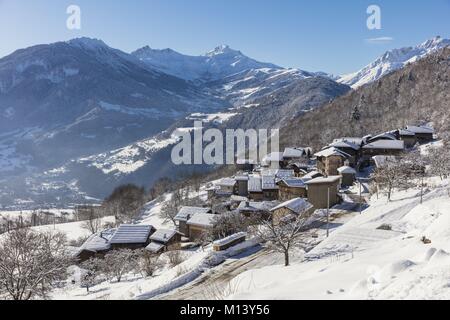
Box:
[339,36,450,88]
[227,178,450,300]
[132,45,280,82]
[133,45,317,105]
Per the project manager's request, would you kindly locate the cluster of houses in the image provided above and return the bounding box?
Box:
[75,224,182,262]
[75,124,435,263]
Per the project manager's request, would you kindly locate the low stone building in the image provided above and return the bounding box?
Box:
[262,175,279,200]
[237,200,274,220]
[248,175,263,201]
[396,129,417,148]
[174,206,212,236]
[315,147,351,176]
[277,178,308,201]
[270,198,314,225]
[215,177,237,196]
[146,229,182,254]
[235,174,249,197]
[186,213,217,241]
[337,166,357,187]
[74,229,116,262]
[361,140,405,158]
[305,176,341,209]
[406,125,435,143]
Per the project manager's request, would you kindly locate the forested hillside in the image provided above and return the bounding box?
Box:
[281,48,450,150]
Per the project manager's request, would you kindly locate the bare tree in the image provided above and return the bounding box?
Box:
[159,189,206,227]
[160,196,181,227]
[79,205,103,235]
[250,209,315,267]
[427,145,450,181]
[102,249,138,283]
[80,258,102,293]
[371,157,408,201]
[167,250,184,268]
[136,250,162,277]
[0,228,73,300]
[103,184,146,224]
[209,212,249,241]
[403,150,429,203]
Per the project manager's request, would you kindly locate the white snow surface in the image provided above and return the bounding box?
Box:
[226,178,450,300]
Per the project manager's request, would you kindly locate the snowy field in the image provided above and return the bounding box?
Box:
[0,208,75,221]
[30,216,116,242]
[226,179,450,300]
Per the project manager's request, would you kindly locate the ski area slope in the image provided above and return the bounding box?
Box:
[227,179,450,300]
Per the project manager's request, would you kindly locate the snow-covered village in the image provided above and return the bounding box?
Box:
[0,1,449,306]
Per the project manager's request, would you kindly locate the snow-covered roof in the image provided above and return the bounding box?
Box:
[109,224,153,244]
[270,198,313,214]
[175,206,211,222]
[406,125,435,134]
[333,137,363,146]
[369,132,397,141]
[216,177,236,187]
[278,178,308,188]
[230,195,249,202]
[329,140,361,150]
[80,229,115,253]
[236,159,256,165]
[145,242,165,253]
[306,176,341,185]
[150,229,178,243]
[248,175,262,193]
[363,140,405,150]
[238,201,275,212]
[213,232,247,246]
[187,213,217,228]
[302,171,323,180]
[261,169,295,179]
[398,129,416,136]
[262,175,278,190]
[235,174,249,181]
[315,147,351,158]
[283,147,305,158]
[337,166,357,174]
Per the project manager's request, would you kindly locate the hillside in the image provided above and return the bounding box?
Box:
[281,47,450,151]
[227,178,450,300]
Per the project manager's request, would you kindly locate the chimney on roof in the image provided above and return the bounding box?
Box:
[99,231,107,241]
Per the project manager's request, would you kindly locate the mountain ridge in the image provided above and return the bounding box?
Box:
[339,36,450,88]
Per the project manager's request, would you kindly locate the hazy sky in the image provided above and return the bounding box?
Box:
[0,0,449,75]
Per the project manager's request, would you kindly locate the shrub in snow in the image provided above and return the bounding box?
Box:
[136,249,162,277]
[377,224,392,231]
[167,250,184,268]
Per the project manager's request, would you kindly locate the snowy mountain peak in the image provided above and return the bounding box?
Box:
[418,35,446,49]
[132,44,280,81]
[133,46,180,56]
[205,44,240,57]
[339,36,450,88]
[66,37,109,51]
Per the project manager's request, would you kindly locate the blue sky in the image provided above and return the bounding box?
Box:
[0,0,449,75]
